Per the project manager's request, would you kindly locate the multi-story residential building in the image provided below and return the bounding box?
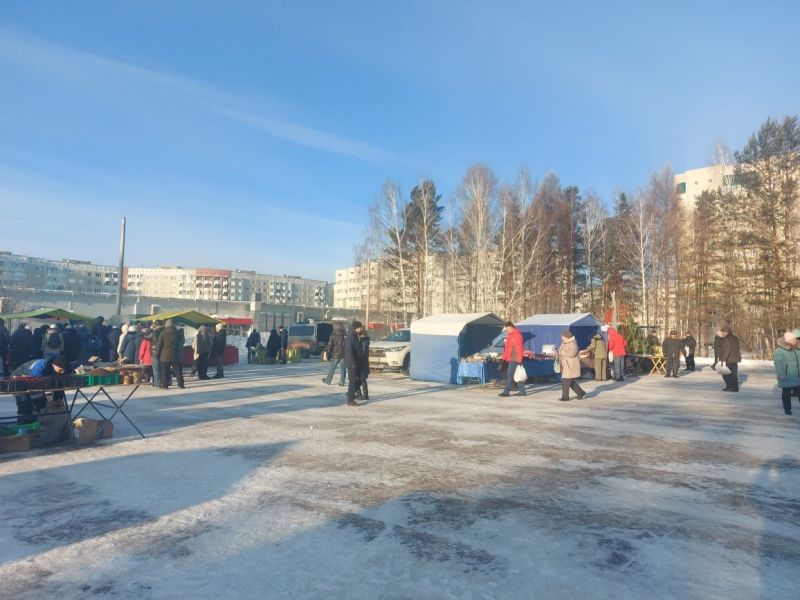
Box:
[674,163,740,209]
[0,252,118,293]
[124,266,330,305]
[0,252,331,307]
[334,261,387,311]
[333,255,459,317]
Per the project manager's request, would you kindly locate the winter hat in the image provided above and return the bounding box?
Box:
[784,331,796,344]
[49,324,58,330]
[215,323,224,331]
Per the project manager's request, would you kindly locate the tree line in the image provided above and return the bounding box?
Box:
[357,115,800,355]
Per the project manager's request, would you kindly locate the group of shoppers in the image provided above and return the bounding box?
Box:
[245,326,288,364]
[189,323,228,381]
[322,320,370,406]
[2,319,94,375]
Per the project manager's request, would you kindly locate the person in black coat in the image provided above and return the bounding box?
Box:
[0,317,10,376]
[322,321,346,385]
[661,330,682,378]
[153,319,184,389]
[344,321,364,406]
[278,325,289,364]
[356,331,371,401]
[266,328,281,362]
[711,333,724,370]
[62,325,81,363]
[718,327,741,392]
[210,324,226,378]
[8,324,33,370]
[91,316,109,361]
[31,325,47,360]
[107,326,122,362]
[682,332,697,371]
[246,329,261,363]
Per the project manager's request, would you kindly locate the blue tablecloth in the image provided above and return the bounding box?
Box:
[457,362,486,384]
[524,359,557,378]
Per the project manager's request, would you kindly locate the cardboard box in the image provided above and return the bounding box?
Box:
[95,419,114,439]
[0,433,33,453]
[72,417,98,446]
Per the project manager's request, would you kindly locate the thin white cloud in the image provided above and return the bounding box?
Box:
[0,23,398,164]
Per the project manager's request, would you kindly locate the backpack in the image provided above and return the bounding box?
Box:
[46,332,61,349]
[87,335,103,354]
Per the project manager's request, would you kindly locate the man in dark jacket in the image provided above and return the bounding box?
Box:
[107,326,122,362]
[8,323,33,370]
[683,331,697,371]
[265,328,280,363]
[0,317,10,376]
[150,320,164,388]
[344,321,364,406]
[154,319,184,389]
[357,330,371,401]
[62,325,81,363]
[277,325,288,364]
[711,333,724,370]
[322,321,346,386]
[662,330,682,378]
[90,316,109,360]
[32,325,47,360]
[246,329,261,363]
[210,323,226,379]
[718,327,741,392]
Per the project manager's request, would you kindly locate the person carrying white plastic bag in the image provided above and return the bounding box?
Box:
[499,321,527,397]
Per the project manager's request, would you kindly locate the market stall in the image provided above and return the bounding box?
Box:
[0,307,95,325]
[516,313,606,353]
[410,313,504,384]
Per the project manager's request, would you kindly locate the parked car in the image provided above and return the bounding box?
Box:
[369,328,411,373]
[288,321,334,358]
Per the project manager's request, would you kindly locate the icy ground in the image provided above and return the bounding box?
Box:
[1,359,798,599]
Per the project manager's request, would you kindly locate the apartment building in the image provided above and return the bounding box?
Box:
[124,266,330,306]
[674,163,740,209]
[0,251,118,293]
[333,255,457,316]
[0,252,331,307]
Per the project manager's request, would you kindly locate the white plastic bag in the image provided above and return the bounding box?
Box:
[553,359,561,374]
[718,364,731,376]
[514,364,528,382]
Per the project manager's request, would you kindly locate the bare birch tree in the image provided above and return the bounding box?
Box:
[579,190,607,315]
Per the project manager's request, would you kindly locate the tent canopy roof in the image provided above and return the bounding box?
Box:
[518,313,605,327]
[0,307,95,324]
[411,313,504,337]
[135,310,220,328]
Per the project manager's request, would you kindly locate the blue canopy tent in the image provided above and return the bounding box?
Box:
[410,313,504,384]
[517,313,606,353]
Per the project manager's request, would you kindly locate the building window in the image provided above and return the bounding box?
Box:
[675,182,686,194]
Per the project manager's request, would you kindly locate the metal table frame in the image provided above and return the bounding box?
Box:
[0,383,145,447]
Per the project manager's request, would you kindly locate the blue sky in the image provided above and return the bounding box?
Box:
[1,1,797,281]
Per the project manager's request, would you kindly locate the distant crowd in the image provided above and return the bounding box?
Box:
[0,316,231,391]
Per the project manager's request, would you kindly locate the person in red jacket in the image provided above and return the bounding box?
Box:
[499,321,527,397]
[138,328,153,383]
[607,326,628,381]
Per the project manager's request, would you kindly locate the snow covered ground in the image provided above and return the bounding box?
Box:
[1,359,798,599]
